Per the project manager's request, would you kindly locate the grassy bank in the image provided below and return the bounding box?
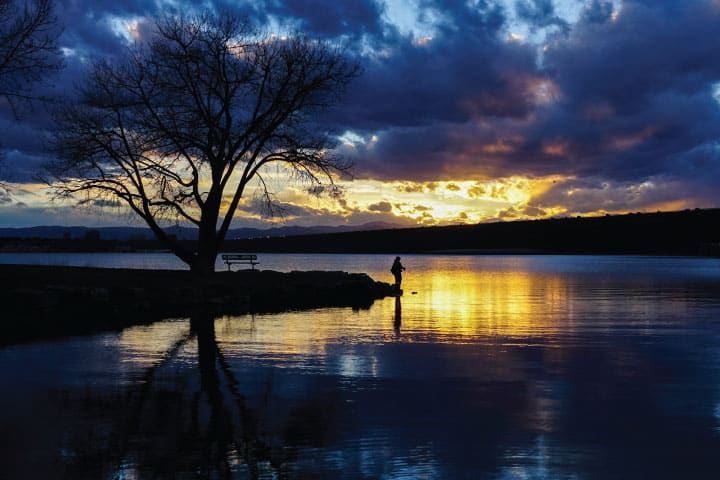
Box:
[0,265,396,345]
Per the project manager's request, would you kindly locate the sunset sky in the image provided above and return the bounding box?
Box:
[2,0,720,228]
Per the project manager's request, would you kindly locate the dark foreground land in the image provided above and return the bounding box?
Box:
[0,265,397,345]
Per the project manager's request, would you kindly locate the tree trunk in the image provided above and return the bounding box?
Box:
[191,189,223,276]
[191,253,218,276]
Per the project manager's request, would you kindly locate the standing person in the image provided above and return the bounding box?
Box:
[391,256,405,289]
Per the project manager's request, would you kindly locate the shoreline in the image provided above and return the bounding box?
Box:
[0,264,398,346]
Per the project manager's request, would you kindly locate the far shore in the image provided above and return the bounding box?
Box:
[0,264,397,346]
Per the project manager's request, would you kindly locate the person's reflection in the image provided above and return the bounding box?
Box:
[394,296,402,336]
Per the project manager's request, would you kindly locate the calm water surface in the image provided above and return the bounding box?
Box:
[2,254,720,478]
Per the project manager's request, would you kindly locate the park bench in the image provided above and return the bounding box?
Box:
[221,254,259,271]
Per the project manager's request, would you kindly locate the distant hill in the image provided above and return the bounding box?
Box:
[0,221,401,241]
[224,209,720,256]
[3,210,720,256]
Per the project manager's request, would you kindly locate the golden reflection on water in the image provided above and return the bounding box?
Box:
[115,257,707,367]
[7,256,720,479]
[115,319,191,370]
[214,309,356,358]
[400,267,573,339]
[209,264,580,362]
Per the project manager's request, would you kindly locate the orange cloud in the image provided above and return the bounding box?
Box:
[480,140,516,154]
[609,127,656,152]
[543,141,568,156]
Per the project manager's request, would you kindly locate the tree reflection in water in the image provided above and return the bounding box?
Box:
[54,312,300,478]
[8,256,720,479]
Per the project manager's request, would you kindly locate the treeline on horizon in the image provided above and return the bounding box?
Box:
[226,209,720,255]
[2,209,720,256]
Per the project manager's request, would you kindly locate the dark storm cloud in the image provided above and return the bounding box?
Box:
[331,0,539,133]
[54,0,156,57]
[323,0,546,180]
[521,0,720,196]
[265,0,384,37]
[3,0,720,225]
[205,0,384,39]
[546,1,720,113]
[339,36,538,130]
[338,0,720,212]
[515,0,569,32]
[580,0,614,24]
[367,200,393,212]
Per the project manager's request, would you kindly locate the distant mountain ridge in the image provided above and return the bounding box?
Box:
[0,221,401,241]
[3,210,720,256]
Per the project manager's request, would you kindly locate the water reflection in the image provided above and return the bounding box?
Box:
[394,296,402,337]
[3,256,720,478]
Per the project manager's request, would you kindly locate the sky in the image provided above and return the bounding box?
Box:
[1,0,720,229]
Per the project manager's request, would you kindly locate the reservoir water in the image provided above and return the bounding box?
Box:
[2,254,720,478]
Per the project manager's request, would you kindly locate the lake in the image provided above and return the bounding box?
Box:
[2,254,720,478]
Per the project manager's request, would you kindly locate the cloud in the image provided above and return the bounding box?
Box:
[0,190,11,205]
[580,0,615,24]
[262,0,385,38]
[528,176,703,215]
[367,201,393,213]
[343,0,720,206]
[3,0,720,227]
[515,0,569,33]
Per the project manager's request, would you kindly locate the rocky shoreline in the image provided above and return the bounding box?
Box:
[0,264,398,345]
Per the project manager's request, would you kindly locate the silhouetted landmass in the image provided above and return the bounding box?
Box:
[0,221,399,246]
[0,265,397,345]
[226,209,720,255]
[1,209,719,255]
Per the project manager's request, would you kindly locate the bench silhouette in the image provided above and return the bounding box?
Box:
[221,254,259,271]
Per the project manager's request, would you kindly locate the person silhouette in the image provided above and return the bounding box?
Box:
[390,256,405,289]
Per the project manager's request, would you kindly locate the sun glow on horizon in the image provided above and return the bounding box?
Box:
[253,174,575,227]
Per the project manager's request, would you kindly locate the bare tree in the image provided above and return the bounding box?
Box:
[1,0,61,193]
[0,0,62,110]
[49,12,358,274]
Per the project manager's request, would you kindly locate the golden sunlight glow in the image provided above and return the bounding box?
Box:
[286,175,576,226]
[209,264,576,358]
[117,321,192,369]
[214,312,334,357]
[222,172,578,227]
[611,10,620,22]
[508,33,525,42]
[394,265,573,338]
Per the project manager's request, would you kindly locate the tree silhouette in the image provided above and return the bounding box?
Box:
[1,0,61,194]
[0,0,62,112]
[50,11,358,274]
